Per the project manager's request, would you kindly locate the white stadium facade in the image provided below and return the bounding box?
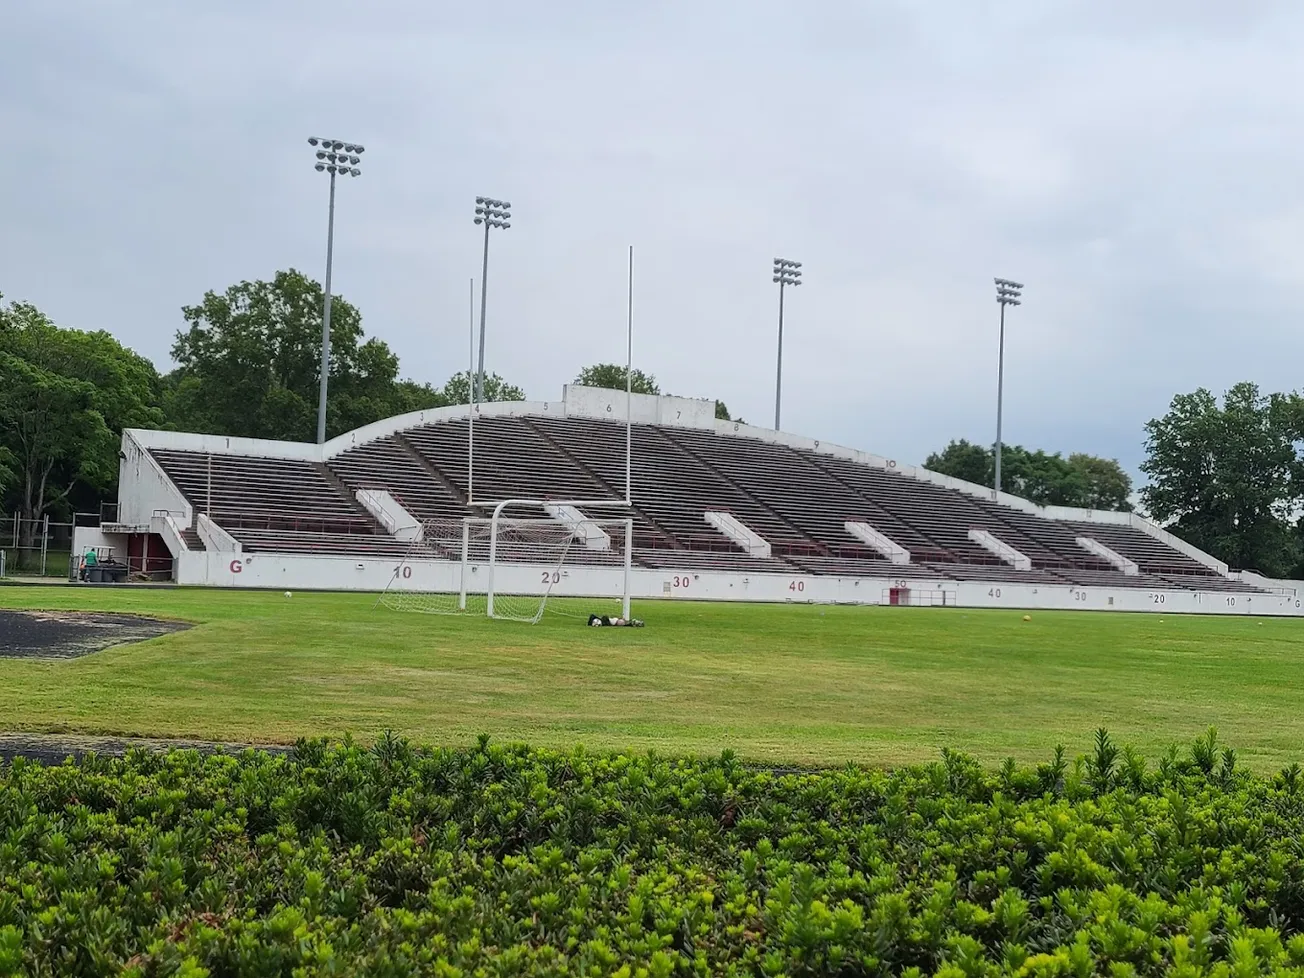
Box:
[76,385,1304,616]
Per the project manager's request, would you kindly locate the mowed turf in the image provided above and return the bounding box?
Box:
[1,586,1303,767]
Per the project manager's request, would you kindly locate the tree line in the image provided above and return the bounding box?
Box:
[923,440,1132,512]
[2,272,1297,576]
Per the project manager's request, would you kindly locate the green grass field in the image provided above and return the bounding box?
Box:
[2,585,1304,768]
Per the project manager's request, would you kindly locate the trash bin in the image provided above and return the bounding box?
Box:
[108,566,127,583]
[87,566,105,584]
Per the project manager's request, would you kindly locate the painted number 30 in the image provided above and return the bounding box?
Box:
[673,575,690,588]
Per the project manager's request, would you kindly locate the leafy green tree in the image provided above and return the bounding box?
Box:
[1067,452,1132,511]
[0,295,163,539]
[441,371,526,405]
[714,400,744,423]
[925,439,1132,511]
[574,363,660,395]
[1141,383,1299,575]
[924,439,992,487]
[166,269,442,441]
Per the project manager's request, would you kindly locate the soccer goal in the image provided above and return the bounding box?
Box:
[378,500,633,623]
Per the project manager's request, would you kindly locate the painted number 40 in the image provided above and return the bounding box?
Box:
[788,580,805,593]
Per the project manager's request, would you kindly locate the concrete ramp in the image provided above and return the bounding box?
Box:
[968,528,1032,570]
[544,503,612,551]
[844,521,911,564]
[705,511,771,557]
[356,489,423,541]
[1076,536,1138,575]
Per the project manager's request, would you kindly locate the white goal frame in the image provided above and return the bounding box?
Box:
[380,497,634,622]
[481,498,633,620]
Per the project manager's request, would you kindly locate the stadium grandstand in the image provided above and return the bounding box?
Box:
[77,385,1303,616]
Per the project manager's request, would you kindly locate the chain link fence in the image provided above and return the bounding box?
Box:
[0,514,77,579]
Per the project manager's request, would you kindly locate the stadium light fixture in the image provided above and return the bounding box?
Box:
[308,136,365,444]
[772,258,803,430]
[473,197,512,404]
[992,277,1024,498]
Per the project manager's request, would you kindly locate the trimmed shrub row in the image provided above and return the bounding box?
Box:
[2,730,1304,975]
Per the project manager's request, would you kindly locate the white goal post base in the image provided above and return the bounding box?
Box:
[379,498,633,623]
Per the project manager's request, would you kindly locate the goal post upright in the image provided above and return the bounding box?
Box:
[458,518,470,611]
[623,517,633,620]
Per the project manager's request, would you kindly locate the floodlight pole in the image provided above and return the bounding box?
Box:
[993,277,1024,497]
[468,276,475,505]
[473,197,512,404]
[308,136,364,445]
[626,245,633,506]
[476,220,490,403]
[316,169,337,445]
[772,258,802,430]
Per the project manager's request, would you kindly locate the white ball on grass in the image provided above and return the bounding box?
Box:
[284,591,293,598]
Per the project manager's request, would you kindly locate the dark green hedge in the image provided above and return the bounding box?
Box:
[3,730,1304,976]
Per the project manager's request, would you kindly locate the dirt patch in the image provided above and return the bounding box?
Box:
[0,610,191,659]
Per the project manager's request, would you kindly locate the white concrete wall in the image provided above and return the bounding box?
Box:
[196,513,240,552]
[119,432,193,526]
[169,552,1304,616]
[125,427,320,462]
[152,513,189,561]
[71,526,124,561]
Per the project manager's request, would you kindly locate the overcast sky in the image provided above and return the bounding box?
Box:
[4,1,1304,476]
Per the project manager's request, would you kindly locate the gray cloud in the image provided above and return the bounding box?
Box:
[4,0,1304,477]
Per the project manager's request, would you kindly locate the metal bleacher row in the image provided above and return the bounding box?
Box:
[144,415,1260,593]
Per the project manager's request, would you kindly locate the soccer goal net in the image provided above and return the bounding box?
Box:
[378,509,632,623]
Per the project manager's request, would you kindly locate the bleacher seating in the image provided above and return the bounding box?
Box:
[787,555,943,578]
[527,417,812,555]
[1156,573,1266,594]
[140,413,1265,596]
[920,562,1065,585]
[664,427,922,561]
[1049,567,1168,590]
[635,550,794,575]
[405,418,613,503]
[1063,522,1218,576]
[329,437,465,524]
[234,528,412,558]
